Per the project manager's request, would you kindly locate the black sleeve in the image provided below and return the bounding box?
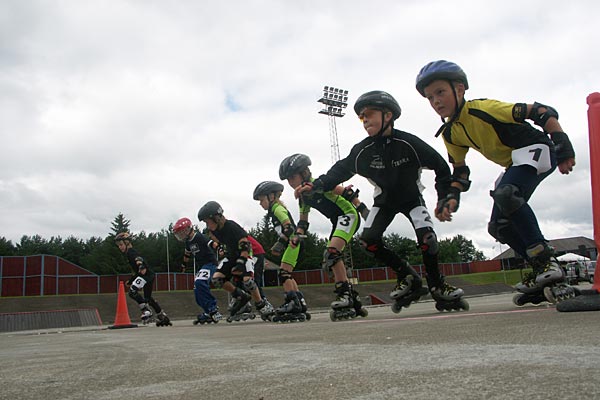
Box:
[410,134,452,199]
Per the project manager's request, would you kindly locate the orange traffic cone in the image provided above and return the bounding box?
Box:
[109,281,138,329]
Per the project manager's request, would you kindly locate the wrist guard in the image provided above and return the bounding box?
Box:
[341,185,359,202]
[436,187,461,214]
[297,220,309,233]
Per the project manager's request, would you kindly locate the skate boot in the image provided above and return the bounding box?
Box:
[350,284,368,318]
[430,282,469,312]
[156,311,172,326]
[255,298,275,322]
[273,292,307,323]
[139,304,154,325]
[390,275,428,314]
[209,309,223,323]
[514,242,575,306]
[297,291,311,321]
[226,290,255,323]
[330,281,364,321]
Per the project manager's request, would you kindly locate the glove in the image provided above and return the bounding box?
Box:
[436,187,461,215]
[550,131,575,163]
[294,179,324,199]
[270,241,286,256]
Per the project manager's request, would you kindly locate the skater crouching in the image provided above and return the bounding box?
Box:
[173,217,222,325]
[114,232,172,326]
[253,181,310,322]
[197,201,274,322]
[297,91,467,313]
[415,60,576,304]
[279,153,368,321]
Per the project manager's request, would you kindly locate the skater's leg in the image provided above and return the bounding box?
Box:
[194,263,219,314]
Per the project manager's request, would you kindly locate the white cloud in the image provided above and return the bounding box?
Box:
[0,0,597,259]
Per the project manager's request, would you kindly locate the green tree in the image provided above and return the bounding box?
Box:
[0,237,16,256]
[110,213,131,236]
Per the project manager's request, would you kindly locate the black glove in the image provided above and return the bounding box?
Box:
[436,187,461,215]
[550,131,575,163]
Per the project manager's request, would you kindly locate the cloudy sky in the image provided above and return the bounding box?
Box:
[1,0,598,258]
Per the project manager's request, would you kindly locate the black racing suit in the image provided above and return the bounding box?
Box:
[316,128,453,289]
[125,247,162,313]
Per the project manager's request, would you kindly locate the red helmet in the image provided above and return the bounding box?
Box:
[173,217,193,241]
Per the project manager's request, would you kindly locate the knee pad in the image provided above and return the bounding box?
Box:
[418,229,439,256]
[211,276,225,289]
[242,278,257,292]
[491,184,525,216]
[322,247,343,271]
[278,269,292,284]
[487,218,511,244]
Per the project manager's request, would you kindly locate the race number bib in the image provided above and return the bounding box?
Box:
[195,268,211,281]
[511,144,551,174]
[131,276,147,290]
[335,214,357,234]
[409,206,434,230]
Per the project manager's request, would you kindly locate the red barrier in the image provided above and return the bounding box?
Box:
[588,92,600,292]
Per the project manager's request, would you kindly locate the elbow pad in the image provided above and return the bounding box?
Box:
[530,102,559,129]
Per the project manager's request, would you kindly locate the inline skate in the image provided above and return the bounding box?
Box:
[226,290,255,323]
[513,242,577,306]
[330,281,368,321]
[272,291,310,323]
[430,283,469,312]
[193,309,222,325]
[155,311,172,327]
[139,304,154,325]
[390,275,428,314]
[255,298,275,322]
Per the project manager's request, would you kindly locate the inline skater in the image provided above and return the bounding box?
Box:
[297,91,468,313]
[173,217,222,325]
[114,232,172,326]
[279,154,368,321]
[197,201,274,322]
[415,60,576,304]
[253,181,310,322]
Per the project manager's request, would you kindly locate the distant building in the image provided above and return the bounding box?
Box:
[493,236,597,269]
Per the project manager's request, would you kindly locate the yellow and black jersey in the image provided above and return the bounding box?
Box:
[441,99,553,167]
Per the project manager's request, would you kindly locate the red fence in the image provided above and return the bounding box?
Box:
[0,255,501,297]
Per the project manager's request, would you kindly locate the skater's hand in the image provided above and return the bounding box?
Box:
[558,157,576,175]
[435,188,460,222]
[289,234,306,249]
[294,182,313,199]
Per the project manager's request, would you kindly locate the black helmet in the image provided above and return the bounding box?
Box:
[279,154,312,180]
[353,91,401,120]
[253,181,284,200]
[415,60,469,97]
[197,201,224,221]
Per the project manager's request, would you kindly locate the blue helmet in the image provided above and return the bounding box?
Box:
[415,60,469,97]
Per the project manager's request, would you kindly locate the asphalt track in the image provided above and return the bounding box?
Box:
[1,292,600,400]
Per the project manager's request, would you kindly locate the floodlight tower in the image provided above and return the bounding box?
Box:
[318,86,349,163]
[317,86,356,282]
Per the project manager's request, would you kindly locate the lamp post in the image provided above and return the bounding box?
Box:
[318,86,349,163]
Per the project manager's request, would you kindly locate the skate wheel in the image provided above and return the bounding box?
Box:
[435,303,445,312]
[305,313,311,321]
[358,308,368,318]
[512,293,526,307]
[391,303,402,314]
[543,286,557,304]
[329,310,338,322]
[249,314,256,320]
[193,320,199,325]
[458,299,469,311]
